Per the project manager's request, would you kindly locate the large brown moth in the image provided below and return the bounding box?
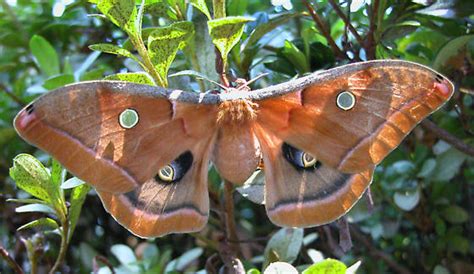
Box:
[14,60,454,238]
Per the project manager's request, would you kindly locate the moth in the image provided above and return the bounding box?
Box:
[14,60,454,238]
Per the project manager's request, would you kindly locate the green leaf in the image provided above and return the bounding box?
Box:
[212,0,226,18]
[142,243,159,260]
[80,68,107,81]
[145,2,176,20]
[307,249,324,263]
[68,184,91,241]
[29,35,60,77]
[17,217,59,231]
[190,0,211,19]
[397,30,448,63]
[152,248,172,273]
[303,233,319,246]
[433,34,474,73]
[264,228,303,268]
[241,13,300,72]
[247,269,261,274]
[416,0,474,19]
[393,188,420,211]
[80,243,99,270]
[97,0,138,36]
[43,74,75,90]
[104,72,155,85]
[236,169,264,204]
[61,177,86,189]
[63,57,74,75]
[0,128,16,147]
[50,158,65,187]
[228,0,248,16]
[433,265,450,274]
[446,234,469,254]
[432,148,467,181]
[207,16,254,67]
[381,21,420,42]
[440,205,469,224]
[111,244,140,271]
[10,154,52,204]
[74,51,102,80]
[123,27,161,50]
[7,198,47,205]
[49,159,67,219]
[346,261,362,274]
[193,18,220,91]
[165,247,203,272]
[302,259,347,274]
[281,40,310,74]
[89,43,141,63]
[148,21,195,85]
[264,57,297,76]
[15,203,56,215]
[265,262,298,274]
[417,158,436,178]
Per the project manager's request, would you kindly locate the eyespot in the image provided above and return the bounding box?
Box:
[336,91,356,111]
[119,108,139,129]
[155,151,193,184]
[282,143,320,170]
[302,152,317,168]
[157,165,175,182]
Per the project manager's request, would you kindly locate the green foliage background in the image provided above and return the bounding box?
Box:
[0,0,473,273]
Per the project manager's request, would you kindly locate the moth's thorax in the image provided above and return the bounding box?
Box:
[217,98,258,125]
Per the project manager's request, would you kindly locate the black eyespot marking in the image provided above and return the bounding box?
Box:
[435,73,444,83]
[155,151,193,184]
[26,104,35,115]
[281,143,321,171]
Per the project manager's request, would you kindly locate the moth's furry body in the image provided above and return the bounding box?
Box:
[216,99,258,125]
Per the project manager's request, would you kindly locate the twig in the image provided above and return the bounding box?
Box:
[350,225,411,274]
[214,180,245,274]
[93,255,115,274]
[365,0,380,60]
[0,83,26,106]
[337,217,352,252]
[228,236,269,243]
[191,233,219,251]
[302,0,347,60]
[321,226,344,258]
[0,245,24,274]
[365,187,374,213]
[205,254,220,273]
[223,180,241,254]
[215,48,230,87]
[327,0,364,45]
[49,220,69,274]
[421,120,474,158]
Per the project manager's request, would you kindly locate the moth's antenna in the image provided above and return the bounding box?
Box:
[235,73,269,91]
[245,73,269,86]
[168,70,229,91]
[205,79,228,90]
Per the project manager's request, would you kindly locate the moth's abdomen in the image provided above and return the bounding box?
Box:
[212,124,261,184]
